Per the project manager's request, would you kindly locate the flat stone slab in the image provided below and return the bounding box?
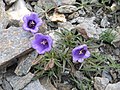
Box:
[23,80,46,90]
[0,27,32,67]
[14,51,37,76]
[6,72,34,90]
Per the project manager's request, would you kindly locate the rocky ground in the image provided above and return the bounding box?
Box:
[0,0,120,90]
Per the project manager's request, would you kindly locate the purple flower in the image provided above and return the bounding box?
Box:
[31,33,53,54]
[22,12,42,33]
[72,44,90,63]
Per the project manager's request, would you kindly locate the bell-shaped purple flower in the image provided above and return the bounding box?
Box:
[22,12,42,33]
[31,33,53,54]
[72,44,90,63]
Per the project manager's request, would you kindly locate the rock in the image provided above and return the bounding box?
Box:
[36,0,56,12]
[58,0,76,5]
[68,12,79,20]
[0,86,3,90]
[26,2,33,11]
[78,9,86,16]
[23,79,46,90]
[2,79,12,90]
[57,5,78,13]
[40,77,57,90]
[4,0,17,5]
[34,2,45,17]
[48,30,61,47]
[112,27,120,47]
[6,72,34,90]
[114,49,120,56]
[74,71,85,81]
[15,51,37,76]
[105,82,120,90]
[57,83,72,90]
[49,12,66,22]
[0,75,2,85]
[94,77,109,90]
[102,70,112,82]
[0,0,9,29]
[0,27,32,67]
[58,22,74,31]
[7,0,30,21]
[72,17,105,39]
[100,15,110,28]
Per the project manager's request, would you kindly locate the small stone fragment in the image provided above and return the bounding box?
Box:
[0,27,32,67]
[58,22,74,31]
[100,15,110,28]
[94,77,109,90]
[0,86,3,90]
[6,72,34,90]
[68,12,79,19]
[40,77,57,90]
[49,12,66,22]
[36,0,56,11]
[105,82,120,90]
[48,30,61,47]
[4,0,17,5]
[2,79,12,90]
[58,0,76,5]
[23,79,46,90]
[0,0,9,29]
[112,27,120,47]
[72,17,105,39]
[57,5,77,13]
[15,51,37,76]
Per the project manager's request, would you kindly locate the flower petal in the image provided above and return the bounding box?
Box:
[83,51,90,59]
[78,58,84,63]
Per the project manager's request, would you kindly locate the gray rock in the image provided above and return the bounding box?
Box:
[78,9,86,16]
[74,71,85,81]
[4,0,17,5]
[94,77,109,90]
[34,4,45,17]
[0,75,2,85]
[112,27,120,47]
[68,12,79,19]
[0,27,32,67]
[36,0,56,11]
[102,70,112,82]
[40,77,57,90]
[23,79,46,90]
[57,5,77,13]
[72,17,105,39]
[114,49,120,56]
[100,15,110,28]
[58,0,76,5]
[0,86,3,90]
[0,0,9,29]
[105,82,120,90]
[15,51,37,76]
[2,79,12,90]
[48,30,61,47]
[58,22,74,31]
[6,72,34,90]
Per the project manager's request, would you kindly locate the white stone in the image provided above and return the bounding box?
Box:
[94,77,109,90]
[105,82,120,90]
[7,0,30,21]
